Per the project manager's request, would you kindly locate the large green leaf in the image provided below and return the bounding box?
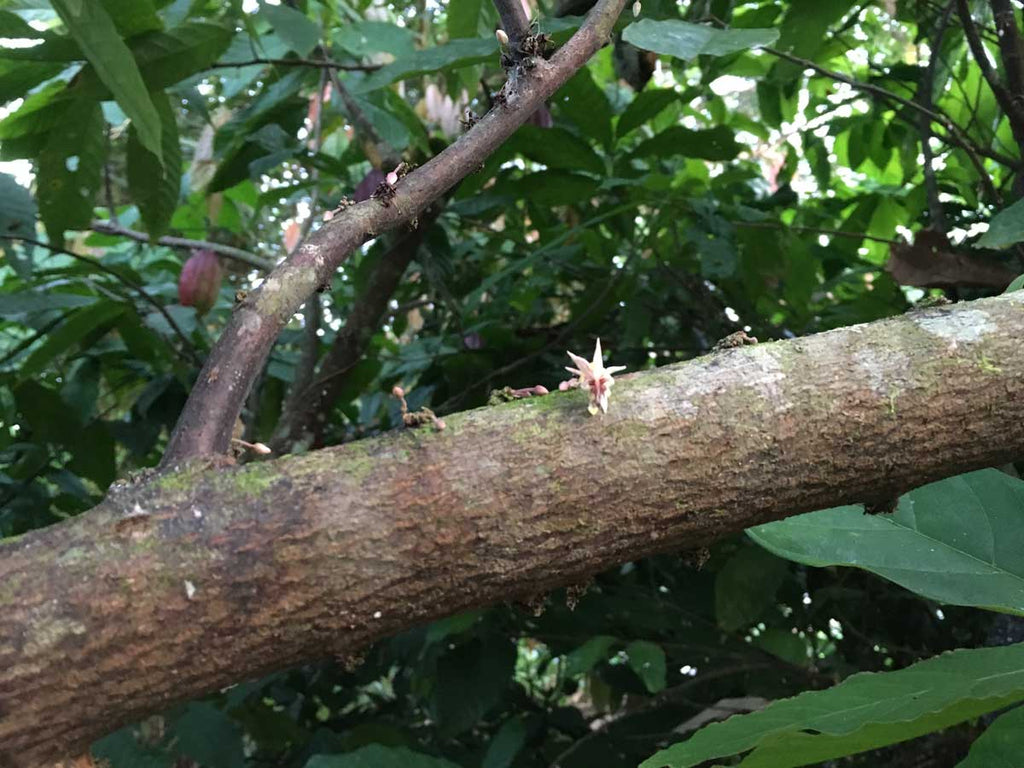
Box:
[261,3,320,56]
[976,198,1024,250]
[306,745,461,768]
[749,470,1024,616]
[641,643,1024,768]
[353,37,496,93]
[447,0,483,39]
[506,125,604,175]
[631,125,740,161]
[616,87,680,140]
[127,89,181,238]
[955,704,1024,766]
[51,0,162,165]
[622,19,779,61]
[36,96,106,244]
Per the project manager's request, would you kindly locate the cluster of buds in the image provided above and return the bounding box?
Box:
[563,338,626,415]
[392,386,446,431]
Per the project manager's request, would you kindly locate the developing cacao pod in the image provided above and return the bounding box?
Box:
[178,248,223,315]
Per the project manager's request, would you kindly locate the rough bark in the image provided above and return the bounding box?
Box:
[4,294,1024,766]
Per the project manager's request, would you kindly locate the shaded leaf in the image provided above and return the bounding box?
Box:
[0,172,37,277]
[631,125,740,161]
[20,301,126,380]
[641,643,1024,768]
[626,640,667,693]
[749,470,1024,616]
[482,716,531,768]
[976,198,1024,250]
[715,545,789,632]
[306,744,461,768]
[52,0,162,163]
[617,87,679,140]
[354,37,496,93]
[262,3,320,56]
[127,89,181,238]
[430,636,516,737]
[955,704,1024,767]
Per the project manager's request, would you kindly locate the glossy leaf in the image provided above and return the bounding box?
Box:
[642,643,1024,768]
[51,0,163,164]
[622,19,779,61]
[955,704,1024,767]
[749,470,1024,615]
[976,198,1024,250]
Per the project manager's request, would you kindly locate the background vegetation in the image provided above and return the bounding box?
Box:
[2,0,1024,765]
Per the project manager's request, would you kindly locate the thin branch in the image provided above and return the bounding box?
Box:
[731,220,901,245]
[955,0,1024,148]
[103,126,119,226]
[207,56,381,73]
[161,0,631,464]
[763,45,1008,203]
[89,220,275,271]
[990,0,1024,149]
[1,236,201,365]
[919,1,956,233]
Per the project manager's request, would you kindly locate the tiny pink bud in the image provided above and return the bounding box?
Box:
[178,249,223,315]
[434,419,446,431]
[392,385,405,398]
[533,385,549,395]
[252,442,272,455]
[386,171,399,185]
[559,380,571,391]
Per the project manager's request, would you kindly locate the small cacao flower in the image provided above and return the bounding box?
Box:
[178,249,223,315]
[496,29,509,48]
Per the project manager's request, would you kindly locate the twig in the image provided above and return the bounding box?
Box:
[89,220,275,271]
[103,126,118,225]
[0,236,201,365]
[732,220,901,245]
[207,57,381,73]
[918,1,956,233]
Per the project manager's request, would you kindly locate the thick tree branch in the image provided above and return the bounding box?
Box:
[90,220,274,271]
[3,293,1024,765]
[161,0,629,465]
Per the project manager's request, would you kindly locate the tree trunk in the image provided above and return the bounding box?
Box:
[3,293,1024,766]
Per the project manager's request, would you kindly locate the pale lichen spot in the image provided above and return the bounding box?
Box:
[373,610,382,619]
[239,311,263,338]
[184,580,197,600]
[913,309,995,343]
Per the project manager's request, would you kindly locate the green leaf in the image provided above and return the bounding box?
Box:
[1005,274,1024,293]
[622,19,779,61]
[0,172,37,276]
[617,87,679,140]
[51,0,163,164]
[334,21,415,58]
[0,59,65,103]
[20,301,126,380]
[306,745,462,768]
[555,68,614,149]
[749,470,1024,616]
[36,97,106,244]
[955,704,1024,767]
[67,421,116,488]
[631,125,740,162]
[353,37,496,93]
[641,642,1024,768]
[563,635,617,677]
[127,89,181,238]
[172,703,245,768]
[626,640,666,693]
[133,22,235,88]
[776,0,849,57]
[715,545,789,632]
[976,198,1024,250]
[0,292,97,315]
[100,0,162,37]
[430,636,516,738]
[261,3,320,56]
[447,0,483,39]
[506,125,604,175]
[92,727,172,768]
[482,716,531,768]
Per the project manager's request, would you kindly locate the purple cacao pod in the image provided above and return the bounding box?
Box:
[178,249,223,315]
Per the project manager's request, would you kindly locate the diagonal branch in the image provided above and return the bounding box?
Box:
[90,219,274,271]
[955,0,1024,151]
[3,293,1024,765]
[160,0,629,466]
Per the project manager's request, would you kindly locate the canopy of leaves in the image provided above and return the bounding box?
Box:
[1,0,1023,766]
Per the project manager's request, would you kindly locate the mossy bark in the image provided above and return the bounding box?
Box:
[3,294,1024,765]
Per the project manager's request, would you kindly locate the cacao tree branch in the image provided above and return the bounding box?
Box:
[90,219,275,271]
[3,293,1024,765]
[160,0,629,466]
